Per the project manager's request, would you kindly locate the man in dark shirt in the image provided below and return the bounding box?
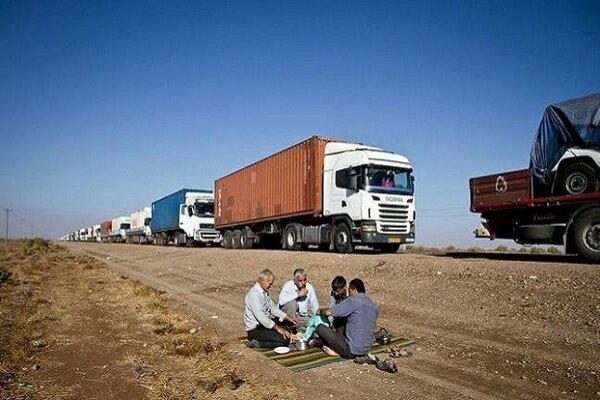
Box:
[328,275,348,336]
[317,278,378,358]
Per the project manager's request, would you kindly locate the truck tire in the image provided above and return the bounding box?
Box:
[223,230,233,249]
[173,233,186,247]
[333,223,353,253]
[232,229,242,249]
[284,224,302,251]
[240,228,254,249]
[573,208,600,262]
[556,162,598,195]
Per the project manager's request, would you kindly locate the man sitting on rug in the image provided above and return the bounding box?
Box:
[329,275,348,336]
[317,278,378,359]
[245,269,298,348]
[278,268,319,330]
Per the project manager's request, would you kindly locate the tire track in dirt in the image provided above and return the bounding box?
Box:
[64,242,600,400]
[68,245,245,335]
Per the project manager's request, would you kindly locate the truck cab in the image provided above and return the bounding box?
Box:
[324,142,415,252]
[179,192,221,245]
[110,216,131,243]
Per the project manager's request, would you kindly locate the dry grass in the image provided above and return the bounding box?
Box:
[0,240,297,400]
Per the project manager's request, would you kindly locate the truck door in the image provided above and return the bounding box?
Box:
[329,163,362,220]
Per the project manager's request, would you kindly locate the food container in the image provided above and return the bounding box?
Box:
[290,340,308,351]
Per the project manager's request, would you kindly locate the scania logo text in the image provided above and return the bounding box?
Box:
[385,196,402,202]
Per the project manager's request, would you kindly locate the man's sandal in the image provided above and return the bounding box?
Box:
[354,353,379,365]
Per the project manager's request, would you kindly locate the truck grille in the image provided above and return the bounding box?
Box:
[378,204,409,221]
[200,231,221,240]
[378,203,410,234]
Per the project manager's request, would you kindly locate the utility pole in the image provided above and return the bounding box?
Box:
[31,225,34,238]
[4,208,12,240]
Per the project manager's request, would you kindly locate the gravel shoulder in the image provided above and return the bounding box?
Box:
[62,242,600,400]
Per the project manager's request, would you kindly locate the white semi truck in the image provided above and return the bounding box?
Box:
[151,189,221,246]
[126,207,153,244]
[109,216,131,243]
[215,136,416,253]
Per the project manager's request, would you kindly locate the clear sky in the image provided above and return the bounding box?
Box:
[1,0,599,246]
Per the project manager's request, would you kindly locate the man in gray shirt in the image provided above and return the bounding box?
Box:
[317,278,378,358]
[245,269,298,348]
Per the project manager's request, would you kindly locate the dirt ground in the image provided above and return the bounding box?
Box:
[2,240,600,399]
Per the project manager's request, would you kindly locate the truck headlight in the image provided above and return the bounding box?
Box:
[361,224,377,232]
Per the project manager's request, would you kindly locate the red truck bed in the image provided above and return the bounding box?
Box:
[470,169,600,213]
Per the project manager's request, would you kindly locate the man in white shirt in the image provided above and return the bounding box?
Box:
[278,268,319,330]
[245,269,297,348]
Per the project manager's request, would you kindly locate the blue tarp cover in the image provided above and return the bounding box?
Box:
[530,93,600,185]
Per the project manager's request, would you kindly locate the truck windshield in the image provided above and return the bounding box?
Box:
[366,166,413,195]
[194,201,214,217]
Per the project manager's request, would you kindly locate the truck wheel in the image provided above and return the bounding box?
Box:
[573,208,600,262]
[240,228,254,249]
[333,223,353,253]
[284,224,302,250]
[557,162,598,195]
[223,230,233,249]
[232,229,242,249]
[173,233,184,247]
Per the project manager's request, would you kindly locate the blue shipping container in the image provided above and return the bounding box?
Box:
[150,189,211,233]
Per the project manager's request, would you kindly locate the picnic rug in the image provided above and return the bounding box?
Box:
[250,336,414,372]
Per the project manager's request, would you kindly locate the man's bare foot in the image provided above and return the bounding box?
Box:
[322,345,339,356]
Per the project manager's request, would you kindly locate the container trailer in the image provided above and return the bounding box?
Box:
[215,136,416,253]
[151,189,221,246]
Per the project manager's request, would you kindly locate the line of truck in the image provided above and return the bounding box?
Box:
[62,136,417,253]
[64,189,222,247]
[61,92,600,261]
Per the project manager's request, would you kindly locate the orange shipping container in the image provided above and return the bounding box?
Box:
[215,137,334,229]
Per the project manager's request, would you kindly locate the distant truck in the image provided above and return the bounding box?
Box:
[470,93,600,262]
[93,224,101,242]
[150,189,221,246]
[110,216,131,243]
[100,220,112,243]
[215,136,416,253]
[126,207,153,244]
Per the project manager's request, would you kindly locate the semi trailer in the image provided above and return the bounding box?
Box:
[215,136,416,253]
[150,189,221,246]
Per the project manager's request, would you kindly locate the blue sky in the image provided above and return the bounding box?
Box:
[1,0,599,246]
